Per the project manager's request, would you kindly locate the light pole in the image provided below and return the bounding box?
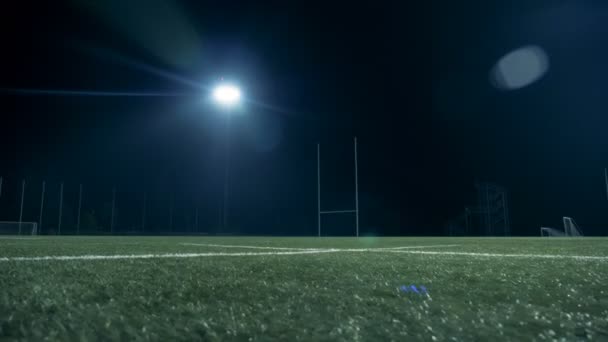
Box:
[212,83,242,232]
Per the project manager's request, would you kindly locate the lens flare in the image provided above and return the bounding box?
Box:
[490,45,549,90]
[212,85,241,106]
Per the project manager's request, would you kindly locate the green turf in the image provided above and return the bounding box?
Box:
[1,237,607,341]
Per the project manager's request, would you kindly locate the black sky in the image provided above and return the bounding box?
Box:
[1,1,607,235]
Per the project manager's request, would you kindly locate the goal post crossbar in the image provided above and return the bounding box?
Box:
[320,210,357,214]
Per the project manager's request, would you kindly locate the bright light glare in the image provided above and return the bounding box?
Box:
[212,84,241,106]
[490,45,549,90]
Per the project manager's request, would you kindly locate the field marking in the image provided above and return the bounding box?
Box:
[180,243,321,251]
[0,241,143,246]
[180,243,461,251]
[0,249,340,262]
[0,237,41,240]
[380,250,608,261]
[2,244,606,263]
[371,244,461,250]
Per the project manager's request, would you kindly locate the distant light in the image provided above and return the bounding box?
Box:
[212,84,241,106]
[490,45,549,90]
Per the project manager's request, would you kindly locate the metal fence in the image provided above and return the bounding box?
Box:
[0,176,210,235]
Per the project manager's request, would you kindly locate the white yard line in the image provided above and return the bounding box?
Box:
[180,243,460,251]
[370,244,461,250]
[0,249,340,262]
[180,243,322,251]
[2,243,606,262]
[379,249,608,261]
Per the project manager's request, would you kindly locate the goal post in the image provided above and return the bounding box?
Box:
[0,221,38,235]
[317,138,360,237]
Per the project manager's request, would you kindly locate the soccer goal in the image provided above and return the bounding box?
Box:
[563,217,583,237]
[540,217,583,237]
[0,221,38,235]
[540,227,565,237]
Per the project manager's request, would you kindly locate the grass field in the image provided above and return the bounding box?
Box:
[1,236,607,341]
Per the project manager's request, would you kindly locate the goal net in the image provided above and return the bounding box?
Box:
[0,221,38,235]
[563,217,583,237]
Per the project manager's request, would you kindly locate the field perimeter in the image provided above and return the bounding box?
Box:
[1,236,607,341]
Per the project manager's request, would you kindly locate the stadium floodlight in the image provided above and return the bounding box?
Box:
[212,84,241,108]
[210,82,243,232]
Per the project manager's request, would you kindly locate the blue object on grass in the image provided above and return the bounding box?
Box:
[399,285,428,295]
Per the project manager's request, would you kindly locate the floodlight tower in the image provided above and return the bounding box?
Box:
[212,83,242,232]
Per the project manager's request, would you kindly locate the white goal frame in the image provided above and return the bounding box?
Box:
[540,217,583,237]
[563,217,583,237]
[540,227,564,237]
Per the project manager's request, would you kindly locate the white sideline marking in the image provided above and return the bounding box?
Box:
[181,243,460,251]
[180,243,321,251]
[0,249,339,262]
[372,244,461,250]
[380,250,608,261]
[0,237,40,240]
[2,244,605,262]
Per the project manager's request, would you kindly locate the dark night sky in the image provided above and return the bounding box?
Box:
[1,1,607,235]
